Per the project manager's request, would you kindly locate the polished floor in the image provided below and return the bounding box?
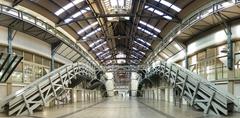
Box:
[1,97,240,118]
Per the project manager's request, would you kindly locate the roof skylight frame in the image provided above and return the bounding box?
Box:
[132,47,145,56]
[139,20,161,33]
[133,41,149,49]
[82,28,101,40]
[116,52,127,58]
[96,51,103,56]
[130,60,138,64]
[78,21,99,35]
[136,38,151,46]
[99,51,110,57]
[106,60,112,65]
[132,51,144,58]
[92,41,107,50]
[144,5,173,20]
[104,55,112,59]
[64,7,91,23]
[89,39,103,48]
[55,0,85,16]
[131,54,138,59]
[137,27,157,38]
[154,0,181,12]
[101,0,132,21]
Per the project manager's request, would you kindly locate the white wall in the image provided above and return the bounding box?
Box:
[167,23,240,101]
[105,72,114,96]
[0,83,24,101]
[131,72,140,96]
[168,23,240,63]
[0,26,71,64]
[0,0,99,66]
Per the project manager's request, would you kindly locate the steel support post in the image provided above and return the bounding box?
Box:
[7,28,14,55]
[51,45,56,71]
[226,29,233,70]
[185,48,189,69]
[7,28,16,85]
[215,13,233,70]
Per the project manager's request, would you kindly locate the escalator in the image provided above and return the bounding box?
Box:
[138,61,239,115]
[0,53,23,82]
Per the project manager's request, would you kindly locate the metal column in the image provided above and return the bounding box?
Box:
[7,28,16,55]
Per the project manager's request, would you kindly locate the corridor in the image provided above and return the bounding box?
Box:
[26,97,239,118]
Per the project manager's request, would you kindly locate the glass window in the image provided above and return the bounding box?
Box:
[24,52,33,62]
[206,48,216,58]
[23,63,34,83]
[43,67,50,76]
[34,66,43,79]
[35,55,42,65]
[197,52,206,61]
[0,45,7,53]
[43,57,51,67]
[13,48,23,56]
[11,63,23,83]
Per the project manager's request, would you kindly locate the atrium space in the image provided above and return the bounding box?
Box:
[0,0,240,117]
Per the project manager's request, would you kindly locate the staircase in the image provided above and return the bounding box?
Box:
[0,53,23,82]
[138,61,239,115]
[0,62,106,116]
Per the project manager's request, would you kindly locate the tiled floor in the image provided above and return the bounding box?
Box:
[138,99,240,118]
[0,97,240,118]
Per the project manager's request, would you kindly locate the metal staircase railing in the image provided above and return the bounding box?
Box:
[0,53,23,83]
[0,62,106,116]
[138,61,240,115]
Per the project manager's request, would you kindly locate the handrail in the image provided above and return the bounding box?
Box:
[0,62,94,108]
[0,4,103,71]
[169,62,239,105]
[146,0,240,63]
[147,61,239,111]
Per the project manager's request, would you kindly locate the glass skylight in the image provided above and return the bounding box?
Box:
[78,21,98,34]
[137,27,157,37]
[106,60,112,65]
[96,51,103,56]
[64,7,91,23]
[104,55,112,59]
[154,0,181,12]
[101,0,132,21]
[116,52,126,58]
[133,47,138,51]
[134,41,149,49]
[131,55,138,59]
[139,50,145,55]
[99,51,109,57]
[92,41,106,50]
[136,38,151,46]
[139,20,161,33]
[103,48,110,51]
[82,28,101,40]
[133,51,144,57]
[132,47,145,55]
[163,15,172,20]
[55,0,85,16]
[89,39,103,48]
[130,60,138,64]
[117,59,126,64]
[144,5,173,20]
